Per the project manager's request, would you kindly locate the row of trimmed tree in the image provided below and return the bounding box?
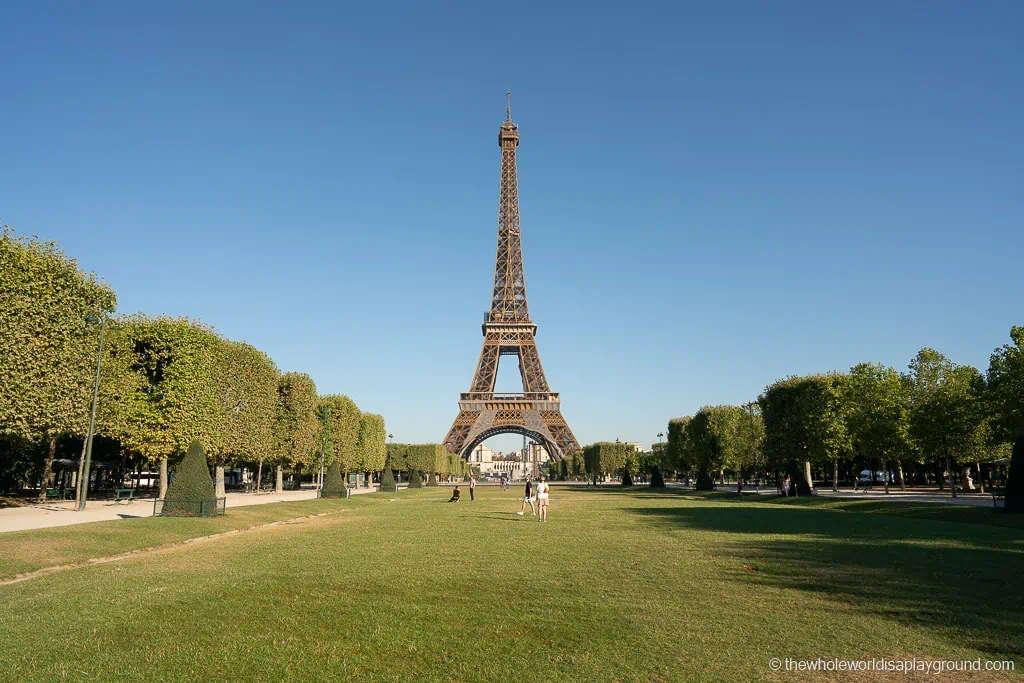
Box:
[665,336,1024,510]
[387,443,470,487]
[1,226,387,500]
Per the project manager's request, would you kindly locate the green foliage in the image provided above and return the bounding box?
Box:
[583,442,630,482]
[100,315,220,464]
[665,417,690,473]
[846,363,909,468]
[163,440,216,515]
[321,394,359,472]
[321,460,345,498]
[0,226,117,443]
[212,341,279,466]
[404,444,447,476]
[356,413,386,472]
[388,443,410,473]
[987,326,1024,442]
[907,349,986,473]
[407,469,423,488]
[650,465,665,488]
[272,373,320,469]
[380,455,397,492]
[676,406,754,489]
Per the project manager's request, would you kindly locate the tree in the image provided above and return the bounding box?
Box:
[665,417,691,475]
[908,349,985,498]
[986,326,1024,511]
[0,226,117,500]
[356,413,387,478]
[680,406,750,490]
[846,363,909,492]
[211,340,279,497]
[379,452,397,492]
[317,395,360,479]
[162,440,216,516]
[407,469,423,488]
[269,373,319,493]
[99,315,220,499]
[583,442,629,484]
[797,374,852,492]
[321,460,345,498]
[389,443,410,478]
[760,376,850,495]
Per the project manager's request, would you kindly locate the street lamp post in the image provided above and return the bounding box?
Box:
[77,314,108,512]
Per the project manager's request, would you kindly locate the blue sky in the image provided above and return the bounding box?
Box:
[2,1,1021,453]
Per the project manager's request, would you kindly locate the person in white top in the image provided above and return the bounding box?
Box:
[536,476,550,522]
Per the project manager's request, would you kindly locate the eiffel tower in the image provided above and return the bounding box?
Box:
[444,94,580,461]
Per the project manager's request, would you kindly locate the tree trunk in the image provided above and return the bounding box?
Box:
[159,456,169,499]
[897,462,906,491]
[275,465,283,493]
[832,460,838,492]
[803,460,814,492]
[255,461,264,492]
[38,435,58,503]
[882,458,890,493]
[946,457,957,498]
[976,462,984,494]
[74,436,88,503]
[215,458,226,498]
[937,463,945,490]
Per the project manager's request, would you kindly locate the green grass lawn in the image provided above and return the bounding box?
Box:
[1,486,1021,682]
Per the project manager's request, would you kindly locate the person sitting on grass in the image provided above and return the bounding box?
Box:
[448,486,461,502]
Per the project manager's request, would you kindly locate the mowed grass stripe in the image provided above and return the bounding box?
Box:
[1,487,1021,682]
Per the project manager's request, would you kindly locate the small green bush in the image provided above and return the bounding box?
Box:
[380,461,397,492]
[163,441,216,516]
[622,470,633,486]
[322,461,345,498]
[650,466,665,488]
[408,469,423,488]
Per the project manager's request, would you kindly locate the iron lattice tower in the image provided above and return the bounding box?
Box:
[444,95,580,461]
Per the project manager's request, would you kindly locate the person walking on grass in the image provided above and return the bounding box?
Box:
[517,476,535,516]
[469,475,476,501]
[536,476,550,522]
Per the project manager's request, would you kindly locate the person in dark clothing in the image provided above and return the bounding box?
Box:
[448,486,461,502]
[516,476,535,516]
[469,476,476,501]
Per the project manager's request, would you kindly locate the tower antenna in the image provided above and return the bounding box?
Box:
[506,90,512,122]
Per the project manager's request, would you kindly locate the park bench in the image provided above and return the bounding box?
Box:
[114,488,135,504]
[45,488,72,501]
[991,487,1006,510]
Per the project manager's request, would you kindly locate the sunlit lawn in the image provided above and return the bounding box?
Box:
[1,486,1021,682]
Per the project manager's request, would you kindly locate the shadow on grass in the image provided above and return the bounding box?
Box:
[630,503,1024,659]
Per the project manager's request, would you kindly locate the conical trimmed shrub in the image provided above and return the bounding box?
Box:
[650,466,665,488]
[408,469,423,488]
[622,470,633,486]
[322,461,345,498]
[380,461,397,493]
[163,440,216,516]
[427,471,438,487]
